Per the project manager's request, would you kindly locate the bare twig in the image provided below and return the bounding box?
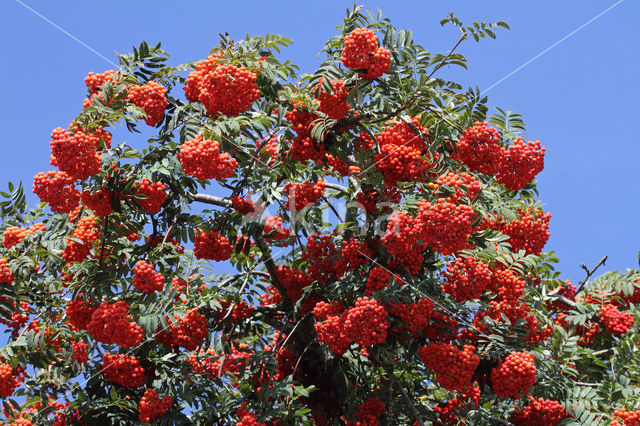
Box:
[324,182,349,193]
[575,255,608,294]
[426,34,467,80]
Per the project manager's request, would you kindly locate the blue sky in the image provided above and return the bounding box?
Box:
[0,0,638,285]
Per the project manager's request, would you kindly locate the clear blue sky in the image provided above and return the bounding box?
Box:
[1,0,638,285]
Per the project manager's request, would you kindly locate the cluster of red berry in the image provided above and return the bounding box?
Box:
[347,397,385,425]
[387,298,434,337]
[454,122,546,191]
[185,54,260,117]
[84,70,119,92]
[157,308,207,350]
[415,199,475,255]
[497,138,546,191]
[418,342,479,391]
[194,229,233,261]
[442,257,493,302]
[132,260,165,294]
[365,266,391,295]
[509,396,567,425]
[316,79,350,119]
[178,134,238,180]
[498,208,552,255]
[275,265,313,304]
[236,405,266,426]
[490,351,537,398]
[284,179,326,211]
[50,127,102,180]
[286,104,326,163]
[70,340,88,365]
[342,297,389,347]
[62,215,100,263]
[433,383,481,425]
[135,178,168,214]
[2,223,45,249]
[66,297,97,331]
[138,389,172,423]
[86,301,143,348]
[611,408,640,426]
[341,28,391,79]
[33,171,79,214]
[429,171,481,203]
[263,216,291,244]
[230,195,260,215]
[599,304,634,335]
[80,187,112,217]
[374,143,431,186]
[102,353,145,388]
[0,363,19,397]
[126,81,168,126]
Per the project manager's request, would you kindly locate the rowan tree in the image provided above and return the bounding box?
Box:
[0,6,638,425]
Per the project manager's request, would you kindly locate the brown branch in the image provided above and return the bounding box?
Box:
[382,365,424,426]
[252,233,292,311]
[575,255,608,294]
[324,182,349,193]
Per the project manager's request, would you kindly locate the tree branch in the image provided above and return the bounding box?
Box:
[190,193,232,208]
[575,255,608,294]
[252,233,292,311]
[382,365,424,426]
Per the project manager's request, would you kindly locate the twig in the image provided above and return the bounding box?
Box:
[400,116,429,147]
[426,34,467,80]
[324,182,349,193]
[253,234,292,310]
[575,255,608,294]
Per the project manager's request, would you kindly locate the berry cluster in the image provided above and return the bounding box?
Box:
[194,229,233,261]
[499,208,551,255]
[157,308,207,350]
[490,351,537,398]
[454,121,504,175]
[312,300,344,320]
[381,211,417,256]
[178,134,238,180]
[230,195,260,215]
[275,265,313,304]
[475,300,545,345]
[418,343,479,391]
[62,215,100,263]
[374,143,431,186]
[133,260,165,294]
[387,298,434,336]
[415,199,474,255]
[50,127,102,180]
[70,340,88,365]
[135,178,168,214]
[316,79,350,119]
[80,187,112,217]
[442,257,492,302]
[33,171,80,214]
[509,396,567,425]
[599,304,634,335]
[263,216,291,244]
[138,389,172,422]
[284,179,326,211]
[185,55,260,117]
[611,408,640,426]
[304,233,340,284]
[378,117,429,151]
[286,104,326,163]
[315,314,350,355]
[430,172,481,203]
[433,384,481,425]
[366,267,391,295]
[0,363,18,397]
[497,138,546,191]
[0,299,30,333]
[3,223,45,249]
[66,297,97,331]
[490,267,527,302]
[102,353,145,388]
[86,301,143,348]
[126,81,167,126]
[236,406,266,426]
[62,215,100,262]
[349,397,385,425]
[342,297,389,347]
[84,70,119,92]
[341,28,391,79]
